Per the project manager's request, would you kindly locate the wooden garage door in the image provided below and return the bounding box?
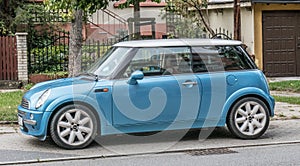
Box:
[263,11,300,76]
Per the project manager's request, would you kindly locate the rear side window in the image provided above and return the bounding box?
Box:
[191,46,256,73]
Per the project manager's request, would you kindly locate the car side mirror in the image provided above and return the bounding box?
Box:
[127,71,144,85]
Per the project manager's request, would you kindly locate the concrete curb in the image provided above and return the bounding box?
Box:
[0,121,18,125]
[268,77,300,83]
[0,89,23,93]
[271,90,300,97]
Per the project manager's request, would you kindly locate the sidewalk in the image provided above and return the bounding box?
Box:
[268,77,300,83]
[271,90,300,120]
[0,124,18,134]
[268,77,300,119]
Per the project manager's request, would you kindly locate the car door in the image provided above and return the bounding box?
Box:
[112,47,202,130]
[191,45,256,127]
[191,46,228,126]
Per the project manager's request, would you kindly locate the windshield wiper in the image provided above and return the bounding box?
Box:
[77,72,98,81]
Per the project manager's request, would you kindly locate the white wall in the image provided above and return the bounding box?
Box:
[206,6,254,54]
[207,8,234,34]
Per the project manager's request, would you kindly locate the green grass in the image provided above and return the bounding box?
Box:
[269,80,300,92]
[278,112,286,118]
[291,115,299,119]
[274,95,300,105]
[0,91,24,121]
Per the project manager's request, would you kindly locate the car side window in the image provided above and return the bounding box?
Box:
[191,46,254,73]
[218,46,253,70]
[123,47,192,77]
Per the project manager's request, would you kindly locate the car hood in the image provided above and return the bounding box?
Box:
[26,76,97,98]
[31,78,72,90]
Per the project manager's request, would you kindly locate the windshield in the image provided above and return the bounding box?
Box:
[87,47,132,77]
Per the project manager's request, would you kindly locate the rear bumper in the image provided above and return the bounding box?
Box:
[269,95,275,117]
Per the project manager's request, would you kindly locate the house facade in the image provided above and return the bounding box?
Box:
[253,0,300,76]
[88,0,167,40]
[206,0,253,58]
[90,0,300,76]
[206,0,300,76]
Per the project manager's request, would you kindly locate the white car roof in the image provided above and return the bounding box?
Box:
[113,39,242,47]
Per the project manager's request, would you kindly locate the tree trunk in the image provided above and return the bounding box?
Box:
[133,0,141,39]
[68,10,83,77]
[234,0,241,40]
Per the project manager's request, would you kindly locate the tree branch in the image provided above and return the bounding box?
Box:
[186,0,215,36]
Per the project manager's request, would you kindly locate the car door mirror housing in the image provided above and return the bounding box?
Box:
[128,70,144,85]
[128,71,144,85]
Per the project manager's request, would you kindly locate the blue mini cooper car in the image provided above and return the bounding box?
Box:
[18,39,275,149]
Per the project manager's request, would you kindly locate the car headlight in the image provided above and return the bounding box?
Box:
[35,89,51,109]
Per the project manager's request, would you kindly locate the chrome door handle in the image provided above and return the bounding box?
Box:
[182,82,197,86]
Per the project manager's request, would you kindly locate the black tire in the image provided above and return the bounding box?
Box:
[50,104,98,149]
[227,97,270,139]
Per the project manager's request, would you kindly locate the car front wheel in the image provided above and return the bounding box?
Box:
[227,97,270,139]
[50,104,97,149]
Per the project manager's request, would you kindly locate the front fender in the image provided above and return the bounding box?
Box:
[219,87,275,125]
[45,94,88,112]
[43,94,110,136]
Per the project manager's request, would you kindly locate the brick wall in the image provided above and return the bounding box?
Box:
[16,33,28,83]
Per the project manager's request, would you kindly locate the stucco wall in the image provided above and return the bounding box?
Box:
[206,7,254,55]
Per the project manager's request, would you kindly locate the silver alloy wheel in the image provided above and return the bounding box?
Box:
[57,109,94,146]
[234,101,267,136]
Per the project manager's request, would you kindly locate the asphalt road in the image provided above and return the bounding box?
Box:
[32,143,300,166]
[1,119,300,165]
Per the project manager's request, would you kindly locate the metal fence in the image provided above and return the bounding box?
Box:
[209,28,233,40]
[26,2,70,74]
[81,39,119,71]
[27,29,69,74]
[26,3,122,74]
[28,29,120,74]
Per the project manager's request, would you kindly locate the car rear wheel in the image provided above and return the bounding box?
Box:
[227,97,270,139]
[50,104,97,149]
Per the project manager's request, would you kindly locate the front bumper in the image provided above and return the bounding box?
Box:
[23,119,37,126]
[17,105,51,140]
